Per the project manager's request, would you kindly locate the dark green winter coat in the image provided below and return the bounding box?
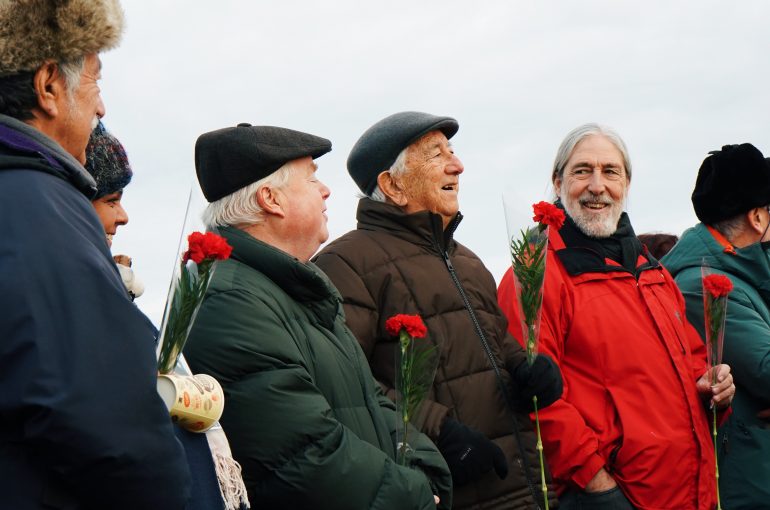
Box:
[663,223,770,510]
[184,227,452,509]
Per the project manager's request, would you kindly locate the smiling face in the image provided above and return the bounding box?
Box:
[395,130,464,228]
[554,134,629,238]
[92,190,128,247]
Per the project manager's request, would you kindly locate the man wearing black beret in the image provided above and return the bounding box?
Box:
[314,112,563,509]
[184,123,452,510]
[664,143,770,510]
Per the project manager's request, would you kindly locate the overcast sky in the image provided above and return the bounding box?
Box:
[100,1,770,325]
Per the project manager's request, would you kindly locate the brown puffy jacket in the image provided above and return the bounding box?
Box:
[314,199,557,510]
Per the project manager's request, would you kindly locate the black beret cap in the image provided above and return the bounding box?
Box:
[691,143,770,224]
[347,111,459,195]
[195,123,332,202]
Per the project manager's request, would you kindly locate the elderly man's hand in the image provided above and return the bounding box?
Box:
[696,364,735,409]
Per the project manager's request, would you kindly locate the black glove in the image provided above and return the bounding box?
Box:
[436,417,508,486]
[508,353,563,410]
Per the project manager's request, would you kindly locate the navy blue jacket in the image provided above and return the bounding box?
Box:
[0,117,191,509]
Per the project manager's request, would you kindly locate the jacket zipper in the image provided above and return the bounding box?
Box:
[434,215,542,509]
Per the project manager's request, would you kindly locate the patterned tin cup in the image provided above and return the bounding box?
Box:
[157,373,224,433]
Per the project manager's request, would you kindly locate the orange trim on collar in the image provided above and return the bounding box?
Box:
[706,225,737,256]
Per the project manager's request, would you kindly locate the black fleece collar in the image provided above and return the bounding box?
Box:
[554,202,657,277]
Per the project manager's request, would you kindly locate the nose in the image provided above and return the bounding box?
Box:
[448,153,464,175]
[116,203,129,227]
[96,95,106,119]
[586,169,607,195]
[320,180,331,200]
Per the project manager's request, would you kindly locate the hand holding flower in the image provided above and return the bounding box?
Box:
[696,363,735,409]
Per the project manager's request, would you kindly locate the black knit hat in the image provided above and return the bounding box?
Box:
[691,143,770,224]
[347,111,459,196]
[84,121,132,199]
[195,123,332,202]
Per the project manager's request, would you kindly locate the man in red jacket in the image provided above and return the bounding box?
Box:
[498,123,735,510]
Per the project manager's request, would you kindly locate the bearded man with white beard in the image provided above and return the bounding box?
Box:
[498,123,735,510]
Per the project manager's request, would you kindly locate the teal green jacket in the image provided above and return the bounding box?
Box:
[184,227,451,509]
[663,223,770,510]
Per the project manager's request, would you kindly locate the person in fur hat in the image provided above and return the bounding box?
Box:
[663,144,770,510]
[0,1,191,508]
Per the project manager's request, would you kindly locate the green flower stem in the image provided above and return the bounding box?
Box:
[533,395,549,510]
[398,330,411,466]
[158,259,214,374]
[713,409,721,510]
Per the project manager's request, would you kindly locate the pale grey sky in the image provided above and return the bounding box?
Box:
[100,1,770,324]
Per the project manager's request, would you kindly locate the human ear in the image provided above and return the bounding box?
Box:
[32,61,65,118]
[376,171,407,207]
[255,185,286,218]
[748,207,765,235]
[553,177,562,199]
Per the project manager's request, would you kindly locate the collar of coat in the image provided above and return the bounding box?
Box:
[663,223,770,302]
[355,198,462,253]
[550,204,658,277]
[0,113,97,198]
[219,226,341,328]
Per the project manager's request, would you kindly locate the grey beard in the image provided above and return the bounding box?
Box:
[563,197,623,238]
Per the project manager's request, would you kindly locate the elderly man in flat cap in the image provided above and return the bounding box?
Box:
[184,123,453,510]
[314,111,563,509]
[498,123,735,510]
[0,1,190,508]
[664,144,770,510]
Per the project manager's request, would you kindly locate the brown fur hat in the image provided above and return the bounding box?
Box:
[0,0,125,75]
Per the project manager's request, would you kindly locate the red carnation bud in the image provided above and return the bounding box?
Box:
[703,274,733,299]
[385,314,427,338]
[532,201,566,230]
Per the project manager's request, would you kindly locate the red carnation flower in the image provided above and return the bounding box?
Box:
[385,314,427,338]
[532,201,565,230]
[183,232,233,264]
[703,274,733,299]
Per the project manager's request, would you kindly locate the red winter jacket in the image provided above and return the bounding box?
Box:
[498,225,718,510]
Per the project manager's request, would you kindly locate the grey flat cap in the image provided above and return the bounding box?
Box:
[195,123,331,202]
[347,111,459,195]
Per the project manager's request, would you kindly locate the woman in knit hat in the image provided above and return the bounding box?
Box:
[85,120,144,299]
[84,121,250,510]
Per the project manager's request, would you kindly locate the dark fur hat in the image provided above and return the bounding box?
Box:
[691,143,770,224]
[0,0,125,75]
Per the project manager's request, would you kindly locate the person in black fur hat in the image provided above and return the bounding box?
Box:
[663,145,770,509]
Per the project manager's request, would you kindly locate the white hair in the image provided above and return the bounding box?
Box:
[368,147,409,202]
[712,214,748,241]
[551,123,632,185]
[59,57,86,97]
[202,161,297,229]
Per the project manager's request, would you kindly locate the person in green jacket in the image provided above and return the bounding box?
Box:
[184,123,452,510]
[663,143,770,510]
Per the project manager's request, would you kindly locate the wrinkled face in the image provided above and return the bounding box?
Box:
[395,130,464,228]
[555,134,628,238]
[59,54,105,164]
[279,156,331,261]
[92,190,128,247]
